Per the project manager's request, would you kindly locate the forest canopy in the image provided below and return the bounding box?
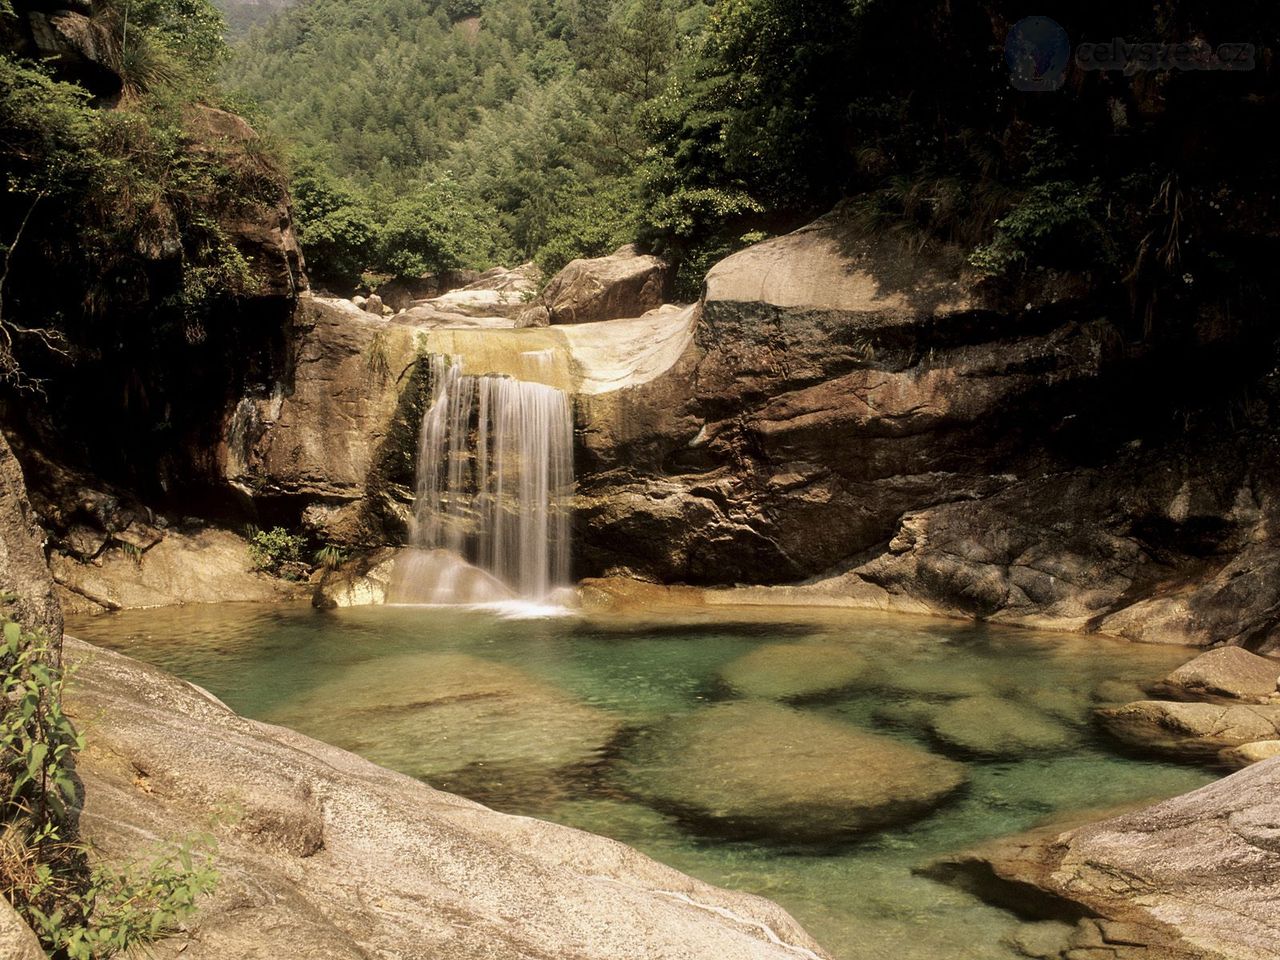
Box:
[224,0,1279,318]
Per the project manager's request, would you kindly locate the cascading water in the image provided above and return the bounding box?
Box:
[388,352,574,604]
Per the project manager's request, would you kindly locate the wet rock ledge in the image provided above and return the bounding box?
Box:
[61,638,830,960]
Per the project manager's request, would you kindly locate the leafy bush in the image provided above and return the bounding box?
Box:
[248,527,309,579]
[23,838,218,960]
[2,612,218,958]
[1,622,82,827]
[969,180,1112,278]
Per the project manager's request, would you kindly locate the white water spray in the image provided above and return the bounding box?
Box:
[389,353,574,603]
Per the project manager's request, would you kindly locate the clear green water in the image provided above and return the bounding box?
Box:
[67,602,1216,960]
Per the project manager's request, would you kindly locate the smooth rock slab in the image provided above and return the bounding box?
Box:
[65,639,829,960]
[719,642,871,701]
[1098,700,1280,760]
[268,651,622,780]
[928,696,1074,757]
[620,701,966,841]
[1219,740,1280,770]
[1149,645,1280,703]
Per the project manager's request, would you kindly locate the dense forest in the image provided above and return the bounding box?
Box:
[223,0,1280,316]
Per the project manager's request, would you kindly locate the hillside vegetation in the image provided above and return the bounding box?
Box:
[228,0,1279,317]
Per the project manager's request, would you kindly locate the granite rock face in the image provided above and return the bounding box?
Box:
[0,432,62,638]
[0,898,45,960]
[574,207,1280,651]
[184,106,308,299]
[64,639,832,960]
[1097,700,1280,760]
[1149,646,1280,703]
[928,758,1280,960]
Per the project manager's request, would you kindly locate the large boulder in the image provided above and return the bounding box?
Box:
[19,7,121,100]
[1098,700,1280,760]
[532,245,671,326]
[618,701,966,840]
[927,758,1280,960]
[403,264,540,323]
[1149,646,1280,703]
[1220,740,1280,769]
[0,432,62,639]
[64,639,830,960]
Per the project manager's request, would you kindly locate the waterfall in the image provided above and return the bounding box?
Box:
[390,352,574,603]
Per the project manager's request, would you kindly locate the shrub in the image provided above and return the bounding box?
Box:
[248,527,309,579]
[2,611,218,957]
[23,838,218,960]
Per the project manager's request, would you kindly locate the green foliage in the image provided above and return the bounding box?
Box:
[23,837,218,960]
[288,153,381,285]
[377,180,509,278]
[1,622,82,828]
[226,0,705,289]
[248,526,309,578]
[2,613,217,958]
[533,177,643,277]
[314,545,348,571]
[969,181,1112,278]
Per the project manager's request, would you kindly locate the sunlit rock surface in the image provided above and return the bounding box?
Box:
[65,638,832,960]
[1098,700,1280,760]
[526,244,671,326]
[1149,646,1280,703]
[0,898,44,960]
[49,526,306,614]
[928,758,1280,960]
[0,432,61,637]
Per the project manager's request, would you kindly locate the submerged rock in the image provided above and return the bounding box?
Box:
[1149,646,1280,703]
[269,651,621,781]
[719,642,871,701]
[927,696,1074,757]
[1098,700,1280,760]
[64,639,831,960]
[620,701,966,841]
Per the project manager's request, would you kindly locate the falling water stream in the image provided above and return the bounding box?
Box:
[388,352,574,604]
